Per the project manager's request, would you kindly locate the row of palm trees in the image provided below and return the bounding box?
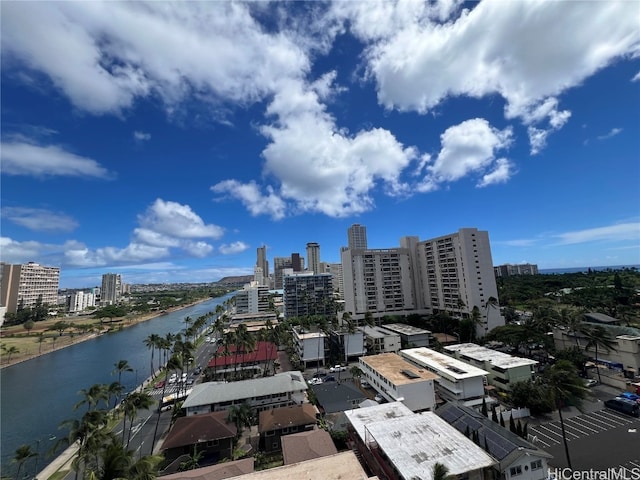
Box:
[10,359,162,480]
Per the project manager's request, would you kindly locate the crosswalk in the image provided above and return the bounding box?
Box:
[528,409,639,448]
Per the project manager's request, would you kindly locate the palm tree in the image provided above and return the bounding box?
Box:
[227,402,253,439]
[432,462,454,480]
[58,409,110,480]
[112,360,133,389]
[36,332,46,354]
[583,325,618,383]
[179,445,205,471]
[106,381,125,410]
[144,334,161,379]
[12,444,37,480]
[75,384,109,412]
[233,324,255,379]
[5,345,19,362]
[122,392,155,447]
[544,359,588,469]
[484,296,499,332]
[150,355,182,455]
[342,313,356,364]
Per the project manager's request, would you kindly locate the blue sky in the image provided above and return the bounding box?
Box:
[1,1,639,289]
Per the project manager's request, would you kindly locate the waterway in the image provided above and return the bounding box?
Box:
[0,293,234,478]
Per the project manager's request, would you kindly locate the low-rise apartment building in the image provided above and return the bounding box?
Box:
[359,325,401,354]
[292,326,328,369]
[444,343,538,392]
[359,353,439,412]
[400,347,488,403]
[182,372,308,417]
[381,322,431,348]
[345,402,496,480]
[553,323,640,378]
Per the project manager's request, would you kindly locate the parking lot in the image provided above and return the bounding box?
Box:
[530,406,640,470]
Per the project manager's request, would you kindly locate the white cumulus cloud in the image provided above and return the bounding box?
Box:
[418,118,513,191]
[1,207,78,233]
[0,139,112,178]
[343,0,639,152]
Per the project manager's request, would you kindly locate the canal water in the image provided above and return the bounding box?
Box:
[0,294,233,478]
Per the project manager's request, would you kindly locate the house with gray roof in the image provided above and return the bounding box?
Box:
[437,402,553,480]
[182,371,308,417]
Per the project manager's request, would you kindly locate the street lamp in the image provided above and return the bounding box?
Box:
[32,434,56,479]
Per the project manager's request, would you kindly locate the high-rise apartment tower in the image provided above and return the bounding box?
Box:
[1,262,60,314]
[306,242,321,274]
[101,273,122,306]
[348,224,368,250]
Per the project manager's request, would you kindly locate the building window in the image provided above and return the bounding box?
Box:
[531,460,542,470]
[265,430,274,437]
[510,466,523,477]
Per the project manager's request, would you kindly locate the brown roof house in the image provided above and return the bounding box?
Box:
[161,411,237,473]
[281,429,338,465]
[258,403,318,452]
[160,458,255,480]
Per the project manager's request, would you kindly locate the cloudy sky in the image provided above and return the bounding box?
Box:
[1,0,639,289]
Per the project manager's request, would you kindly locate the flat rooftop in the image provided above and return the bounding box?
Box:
[401,348,489,379]
[360,353,439,385]
[365,411,496,477]
[444,343,538,369]
[344,401,415,440]
[358,325,399,338]
[382,323,431,335]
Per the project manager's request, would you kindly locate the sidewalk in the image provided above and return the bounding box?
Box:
[35,444,77,480]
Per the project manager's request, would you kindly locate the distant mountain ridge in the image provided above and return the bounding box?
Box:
[215,275,253,285]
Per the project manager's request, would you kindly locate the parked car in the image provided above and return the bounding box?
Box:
[619,392,640,403]
[584,379,598,388]
[604,397,640,417]
[360,380,371,388]
[329,365,347,373]
[374,393,385,403]
[308,378,323,386]
[323,375,336,383]
[154,381,165,389]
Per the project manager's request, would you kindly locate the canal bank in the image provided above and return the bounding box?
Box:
[1,294,235,479]
[0,296,215,370]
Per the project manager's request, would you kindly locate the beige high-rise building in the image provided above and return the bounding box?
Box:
[347,224,368,250]
[256,245,269,284]
[342,228,503,337]
[306,242,320,274]
[1,262,60,314]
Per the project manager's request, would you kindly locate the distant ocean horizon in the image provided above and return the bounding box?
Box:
[538,264,640,275]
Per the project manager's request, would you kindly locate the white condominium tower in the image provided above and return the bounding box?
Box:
[342,228,502,337]
[306,242,321,274]
[1,262,60,314]
[342,247,416,322]
[348,224,368,250]
[415,228,501,336]
[101,273,122,305]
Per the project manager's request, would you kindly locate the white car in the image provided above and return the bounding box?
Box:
[308,378,323,386]
[329,365,347,373]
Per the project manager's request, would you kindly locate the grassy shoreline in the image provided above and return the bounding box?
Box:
[0,298,211,369]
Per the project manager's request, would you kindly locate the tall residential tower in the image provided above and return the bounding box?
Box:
[1,262,60,314]
[347,224,368,250]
